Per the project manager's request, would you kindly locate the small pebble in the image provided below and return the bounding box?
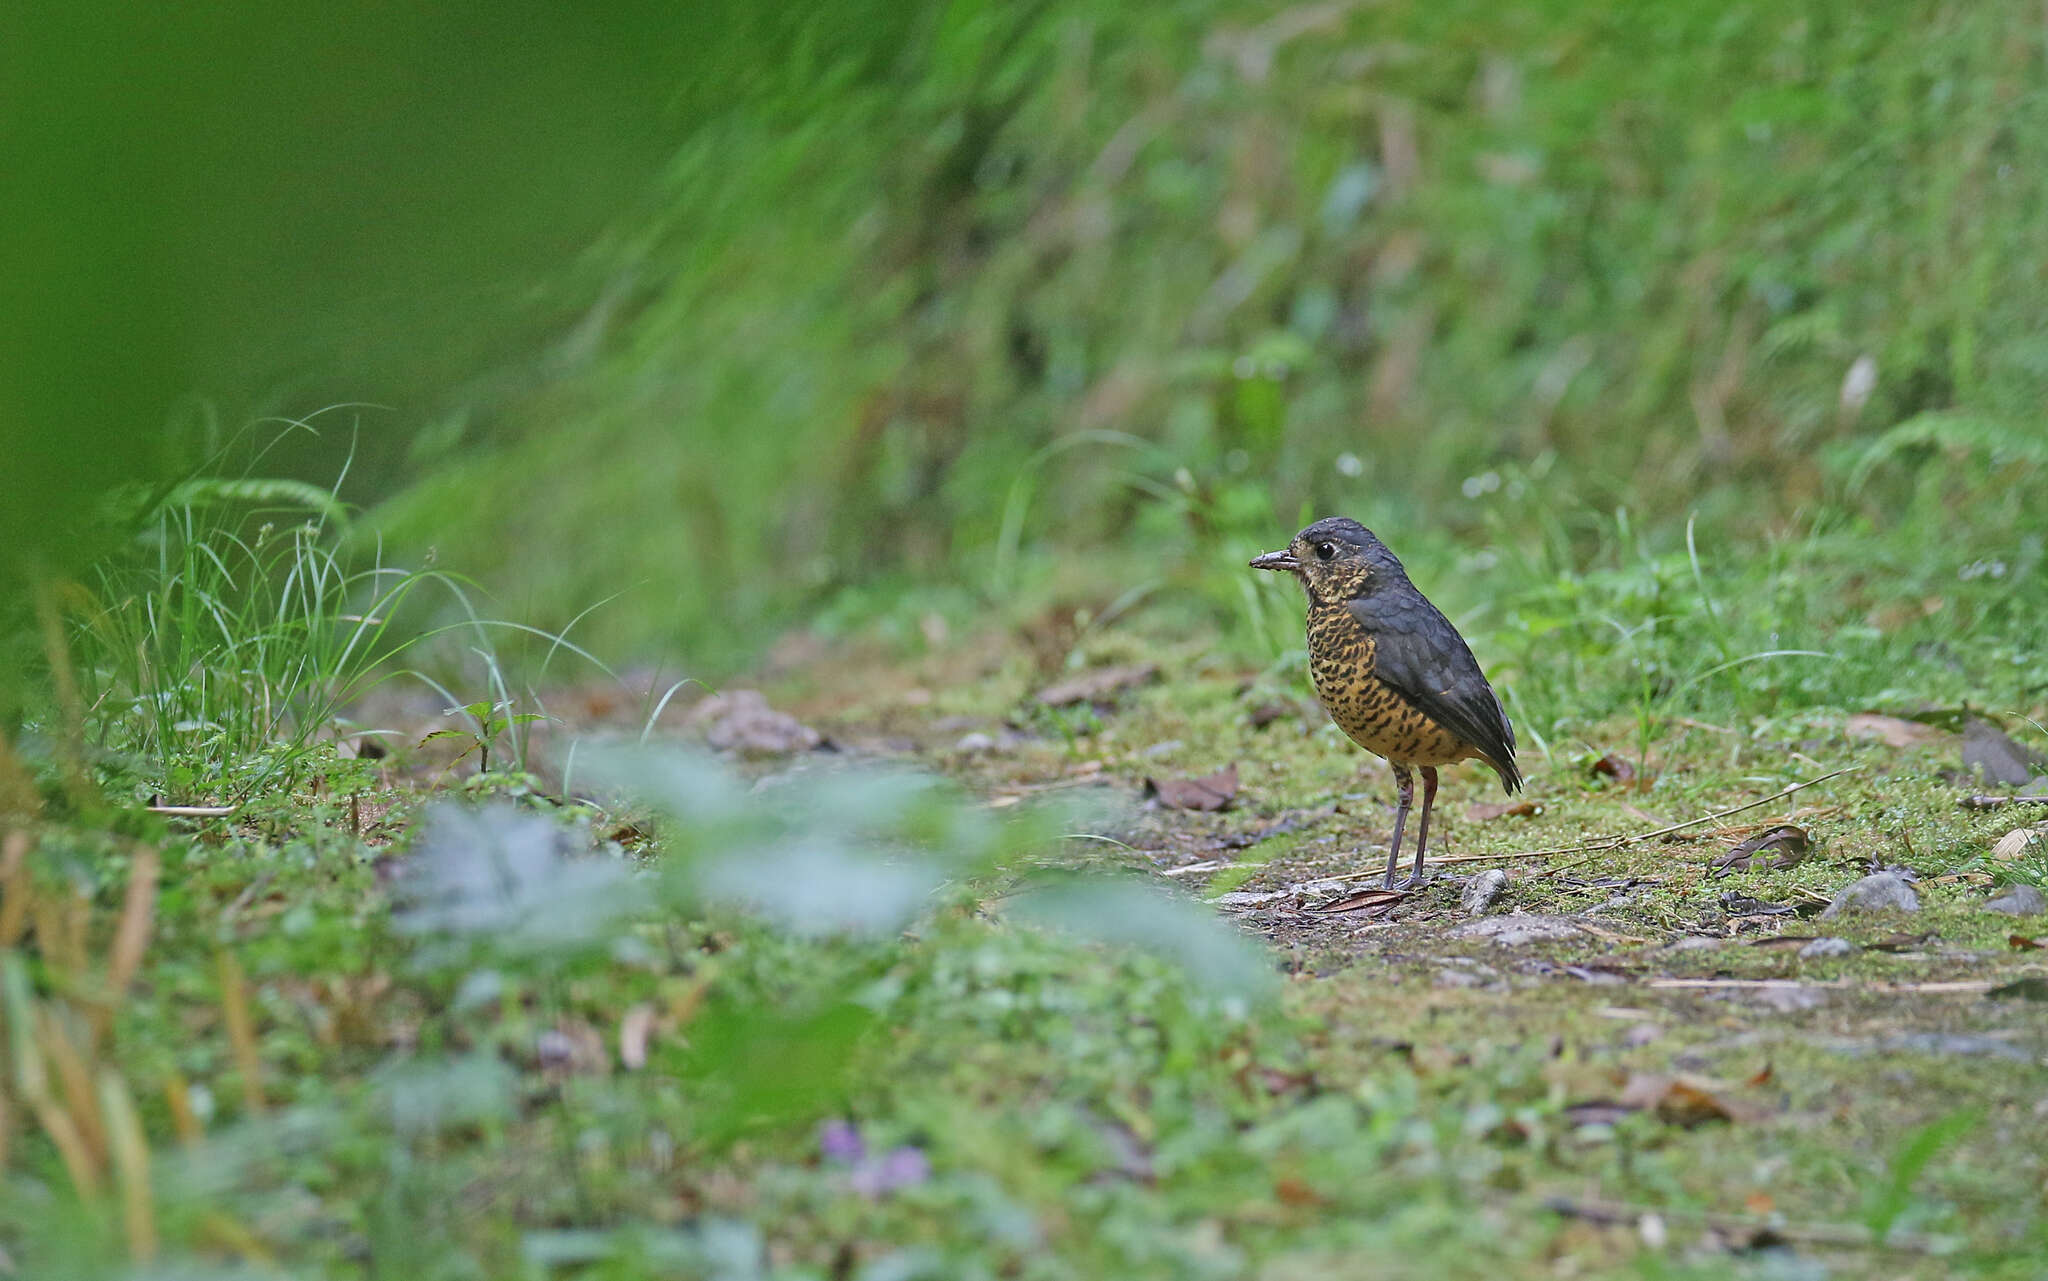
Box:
[1460,868,1509,916]
[953,731,996,754]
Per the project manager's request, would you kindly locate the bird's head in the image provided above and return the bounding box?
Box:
[1249,516,1403,603]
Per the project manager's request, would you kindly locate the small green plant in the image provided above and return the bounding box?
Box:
[418,699,548,776]
[1863,1109,1980,1244]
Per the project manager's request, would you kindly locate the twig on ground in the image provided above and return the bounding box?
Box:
[1518,765,1863,856]
[1959,794,2048,809]
[1537,853,1601,878]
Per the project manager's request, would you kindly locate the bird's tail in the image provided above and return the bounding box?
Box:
[1488,753,1523,795]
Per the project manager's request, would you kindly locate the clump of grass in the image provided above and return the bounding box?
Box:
[62,443,625,806]
[67,477,473,802]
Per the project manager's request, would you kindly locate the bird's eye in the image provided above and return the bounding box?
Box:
[1314,542,1336,561]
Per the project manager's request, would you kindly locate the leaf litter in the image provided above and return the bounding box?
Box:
[1706,824,1810,877]
[1143,764,1239,811]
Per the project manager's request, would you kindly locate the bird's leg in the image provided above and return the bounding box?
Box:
[1399,766,1439,889]
[1383,764,1414,890]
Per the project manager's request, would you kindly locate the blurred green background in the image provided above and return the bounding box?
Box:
[5,6,2048,1271]
[7,0,2045,688]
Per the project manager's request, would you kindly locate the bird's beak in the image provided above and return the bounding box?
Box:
[1249,550,1300,572]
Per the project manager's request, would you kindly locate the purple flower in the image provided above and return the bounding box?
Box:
[849,1145,930,1199]
[818,1119,866,1166]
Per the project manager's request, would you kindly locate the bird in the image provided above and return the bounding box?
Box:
[1251,516,1521,890]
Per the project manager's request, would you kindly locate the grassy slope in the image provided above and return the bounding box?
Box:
[371,0,2048,671]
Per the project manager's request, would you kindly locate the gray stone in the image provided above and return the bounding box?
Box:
[690,690,822,756]
[1963,717,2042,787]
[1799,937,1856,959]
[953,731,997,754]
[1460,869,1509,916]
[1449,914,1581,947]
[1818,872,1920,918]
[1986,884,2048,917]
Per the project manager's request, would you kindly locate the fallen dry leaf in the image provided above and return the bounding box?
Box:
[1708,825,1811,878]
[1845,712,1947,748]
[1591,753,1636,784]
[1616,1072,1770,1127]
[1468,799,1544,821]
[1561,1101,1635,1127]
[1035,663,1158,708]
[1868,930,1937,952]
[1143,764,1238,812]
[1274,1176,1325,1208]
[1313,887,1403,914]
[1990,828,2042,861]
[2009,934,2042,951]
[1245,700,1297,730]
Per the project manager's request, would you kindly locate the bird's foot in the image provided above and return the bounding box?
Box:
[1392,871,1433,892]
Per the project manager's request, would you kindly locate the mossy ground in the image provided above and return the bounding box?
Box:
[774,620,2048,1277]
[5,614,2044,1280]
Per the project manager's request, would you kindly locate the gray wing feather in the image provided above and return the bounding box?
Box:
[1350,593,1522,793]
